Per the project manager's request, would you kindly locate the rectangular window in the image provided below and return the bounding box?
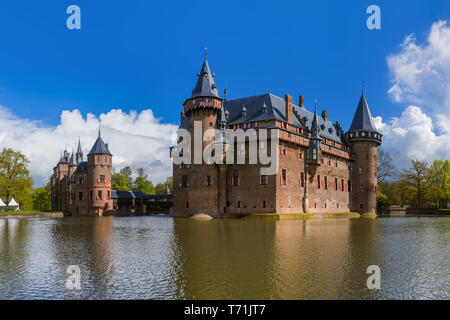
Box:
[281,169,287,185]
[317,175,321,189]
[237,201,241,208]
[78,177,83,185]
[78,192,83,201]
[98,190,102,200]
[324,176,328,190]
[341,179,344,191]
[233,170,240,186]
[100,175,105,183]
[89,190,93,201]
[260,175,268,185]
[263,201,266,208]
[281,143,287,155]
[107,190,110,200]
[335,178,338,191]
[358,168,362,175]
[297,147,303,159]
[181,175,189,187]
[206,175,212,186]
[348,180,352,192]
[300,172,305,188]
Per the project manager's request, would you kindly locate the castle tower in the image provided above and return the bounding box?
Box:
[76,137,84,164]
[173,53,223,217]
[87,130,113,216]
[346,91,382,215]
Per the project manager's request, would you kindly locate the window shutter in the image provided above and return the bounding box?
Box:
[259,175,262,185]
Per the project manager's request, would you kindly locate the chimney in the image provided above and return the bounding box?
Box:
[299,95,304,108]
[322,110,328,122]
[284,94,293,123]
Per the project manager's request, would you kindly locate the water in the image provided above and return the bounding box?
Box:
[0,216,448,299]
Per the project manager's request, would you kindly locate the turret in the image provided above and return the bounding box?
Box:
[182,53,223,162]
[87,130,113,216]
[345,90,382,215]
[76,137,84,164]
[306,104,322,166]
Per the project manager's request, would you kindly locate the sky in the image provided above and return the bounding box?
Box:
[0,0,449,187]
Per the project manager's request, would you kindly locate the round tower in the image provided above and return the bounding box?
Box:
[87,131,113,216]
[345,91,382,216]
[173,54,223,217]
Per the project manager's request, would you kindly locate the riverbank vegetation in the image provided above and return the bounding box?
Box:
[377,150,450,209]
[111,166,172,195]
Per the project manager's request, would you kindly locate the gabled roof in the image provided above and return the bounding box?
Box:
[8,198,19,206]
[348,93,378,132]
[73,161,88,175]
[191,58,220,98]
[88,132,112,155]
[0,199,6,206]
[224,93,344,143]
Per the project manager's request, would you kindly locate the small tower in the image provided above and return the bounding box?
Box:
[87,130,113,216]
[306,104,322,166]
[68,149,77,175]
[76,137,83,164]
[346,90,382,215]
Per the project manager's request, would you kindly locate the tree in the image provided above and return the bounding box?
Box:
[377,149,395,183]
[32,185,51,211]
[427,160,450,208]
[119,166,133,190]
[399,160,429,208]
[111,172,131,191]
[0,148,33,212]
[155,176,173,194]
[133,176,155,195]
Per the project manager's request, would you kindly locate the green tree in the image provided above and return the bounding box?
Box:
[133,176,155,195]
[399,160,429,208]
[427,160,450,208]
[0,148,33,212]
[119,166,133,190]
[32,185,51,211]
[111,172,131,191]
[155,176,173,194]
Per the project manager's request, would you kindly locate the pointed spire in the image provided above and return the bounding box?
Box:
[191,54,220,98]
[76,137,84,164]
[348,90,378,132]
[69,149,76,166]
[88,134,112,155]
[311,100,321,139]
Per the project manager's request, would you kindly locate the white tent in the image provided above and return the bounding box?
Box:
[0,199,6,209]
[8,198,20,211]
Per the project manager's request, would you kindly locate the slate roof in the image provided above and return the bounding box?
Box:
[74,161,88,174]
[223,93,344,143]
[88,134,112,155]
[69,150,76,166]
[348,93,378,132]
[58,152,69,164]
[191,58,220,98]
[111,190,173,200]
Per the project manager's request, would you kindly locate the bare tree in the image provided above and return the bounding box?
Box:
[377,148,395,183]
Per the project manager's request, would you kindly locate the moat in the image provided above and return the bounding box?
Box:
[0,216,448,299]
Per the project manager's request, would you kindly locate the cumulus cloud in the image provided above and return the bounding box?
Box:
[373,108,450,170]
[379,20,450,170]
[0,106,178,187]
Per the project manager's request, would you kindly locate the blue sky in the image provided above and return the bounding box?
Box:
[0,0,448,128]
[1,1,450,186]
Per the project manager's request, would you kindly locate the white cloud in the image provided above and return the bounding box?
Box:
[373,107,450,170]
[380,20,450,170]
[0,106,178,187]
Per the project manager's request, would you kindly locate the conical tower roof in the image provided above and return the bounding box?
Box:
[349,92,378,132]
[310,104,321,139]
[88,131,112,155]
[69,150,76,166]
[191,57,220,98]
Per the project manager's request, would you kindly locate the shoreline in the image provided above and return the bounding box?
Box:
[0,212,64,219]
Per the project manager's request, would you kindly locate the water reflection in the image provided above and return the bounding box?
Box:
[0,216,448,299]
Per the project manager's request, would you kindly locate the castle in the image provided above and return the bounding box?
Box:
[51,132,113,216]
[171,56,382,218]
